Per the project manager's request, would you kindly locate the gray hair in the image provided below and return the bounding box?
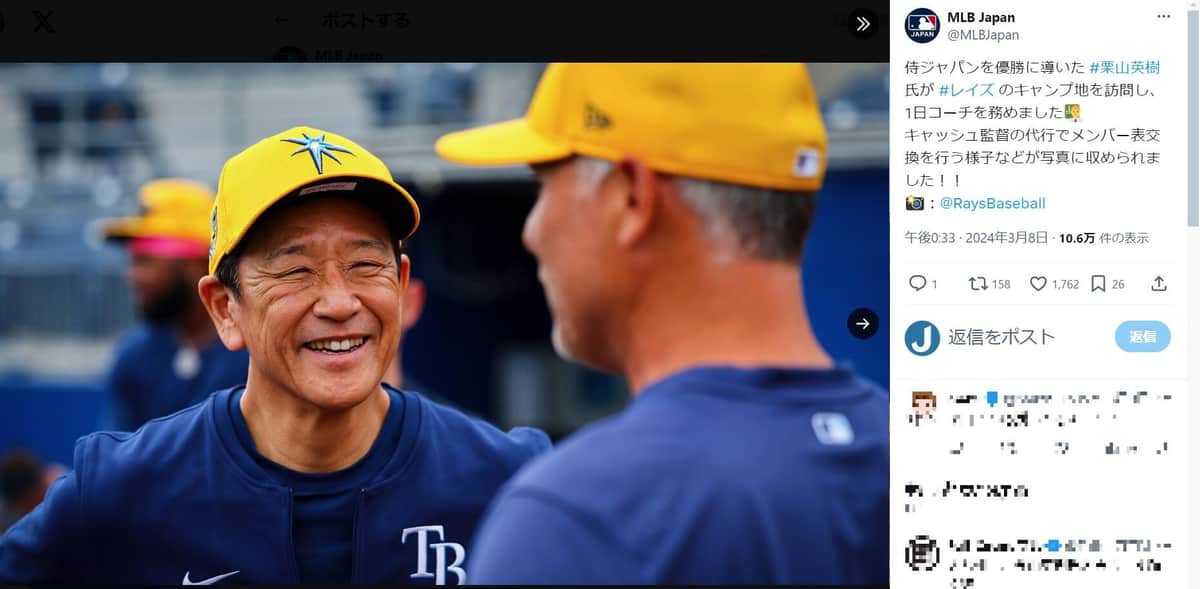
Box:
[573,156,817,261]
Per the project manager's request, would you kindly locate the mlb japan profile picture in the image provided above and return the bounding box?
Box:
[906,8,940,43]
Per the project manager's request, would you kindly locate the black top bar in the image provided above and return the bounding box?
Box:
[0,2,889,62]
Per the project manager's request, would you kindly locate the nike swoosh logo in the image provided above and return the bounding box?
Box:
[182,570,240,585]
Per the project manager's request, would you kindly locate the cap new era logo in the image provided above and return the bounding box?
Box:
[208,206,218,259]
[585,103,611,129]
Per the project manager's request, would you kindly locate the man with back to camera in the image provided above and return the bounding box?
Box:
[0,126,551,584]
[436,63,889,584]
[100,179,249,431]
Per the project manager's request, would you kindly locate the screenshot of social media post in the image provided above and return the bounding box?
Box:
[893,2,1191,589]
[7,3,1192,587]
[0,53,892,585]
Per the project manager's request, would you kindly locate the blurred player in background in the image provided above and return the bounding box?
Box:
[0,451,65,534]
[100,179,249,431]
[437,63,888,584]
[383,275,426,389]
[0,126,549,583]
[381,274,457,410]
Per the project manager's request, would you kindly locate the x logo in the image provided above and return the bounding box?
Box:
[33,10,55,33]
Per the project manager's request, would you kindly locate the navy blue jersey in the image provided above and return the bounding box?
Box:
[107,324,249,431]
[227,387,407,583]
[0,385,550,584]
[468,366,889,585]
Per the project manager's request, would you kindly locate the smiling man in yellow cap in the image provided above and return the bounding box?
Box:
[100,179,249,431]
[436,64,888,584]
[0,126,550,584]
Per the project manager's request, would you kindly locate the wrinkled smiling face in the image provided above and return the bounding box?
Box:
[231,197,405,410]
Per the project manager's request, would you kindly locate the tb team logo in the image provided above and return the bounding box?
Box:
[402,525,466,585]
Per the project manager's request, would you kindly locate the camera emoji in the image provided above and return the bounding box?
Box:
[905,195,924,211]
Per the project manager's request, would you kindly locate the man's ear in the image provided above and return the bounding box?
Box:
[397,252,411,292]
[613,156,660,248]
[198,275,246,351]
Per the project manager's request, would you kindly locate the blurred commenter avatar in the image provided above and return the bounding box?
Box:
[0,126,550,584]
[436,63,889,584]
[99,179,250,431]
[912,390,937,424]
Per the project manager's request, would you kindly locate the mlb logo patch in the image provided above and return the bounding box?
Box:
[792,148,821,178]
[811,412,855,445]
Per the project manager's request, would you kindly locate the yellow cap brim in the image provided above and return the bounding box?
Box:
[100,217,143,241]
[100,216,211,245]
[435,118,573,166]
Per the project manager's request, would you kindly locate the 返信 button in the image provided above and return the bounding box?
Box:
[1115,320,1170,352]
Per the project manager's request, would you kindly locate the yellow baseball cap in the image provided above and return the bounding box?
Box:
[208,126,420,275]
[435,63,828,192]
[102,178,215,248]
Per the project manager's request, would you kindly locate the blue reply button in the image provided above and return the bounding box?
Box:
[1115,321,1171,352]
